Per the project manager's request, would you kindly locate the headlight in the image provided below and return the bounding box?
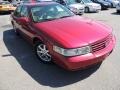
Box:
[53,46,91,56]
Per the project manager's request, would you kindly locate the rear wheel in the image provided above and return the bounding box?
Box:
[85,7,89,13]
[111,3,114,8]
[117,10,120,13]
[34,41,52,63]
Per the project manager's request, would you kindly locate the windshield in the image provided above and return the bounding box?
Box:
[31,4,74,22]
[83,0,92,3]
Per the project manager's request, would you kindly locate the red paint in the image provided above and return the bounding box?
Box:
[11,2,115,71]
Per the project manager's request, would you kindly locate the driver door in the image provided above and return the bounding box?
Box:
[18,6,34,42]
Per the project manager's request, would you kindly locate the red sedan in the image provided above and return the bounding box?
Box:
[11,2,115,71]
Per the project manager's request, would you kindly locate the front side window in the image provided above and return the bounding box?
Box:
[14,5,22,17]
[31,4,74,22]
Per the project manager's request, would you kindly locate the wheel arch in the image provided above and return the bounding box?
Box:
[32,36,44,44]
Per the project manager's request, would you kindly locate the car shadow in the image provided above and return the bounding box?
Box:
[111,12,120,15]
[3,29,101,87]
[0,12,11,15]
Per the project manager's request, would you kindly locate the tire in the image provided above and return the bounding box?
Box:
[13,24,19,36]
[111,3,113,8]
[117,10,120,13]
[78,12,84,15]
[34,41,52,63]
[85,7,89,13]
[78,13,83,15]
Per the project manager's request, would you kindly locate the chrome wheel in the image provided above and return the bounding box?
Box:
[36,44,51,62]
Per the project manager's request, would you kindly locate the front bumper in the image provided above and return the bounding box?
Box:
[73,9,84,15]
[0,7,16,12]
[0,8,9,11]
[52,36,115,71]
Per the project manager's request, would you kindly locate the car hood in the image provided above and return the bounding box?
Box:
[34,16,112,48]
[69,3,85,9]
[86,3,100,6]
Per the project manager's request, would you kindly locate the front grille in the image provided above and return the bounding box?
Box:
[91,34,112,52]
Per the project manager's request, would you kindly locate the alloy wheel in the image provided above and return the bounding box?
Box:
[36,43,51,62]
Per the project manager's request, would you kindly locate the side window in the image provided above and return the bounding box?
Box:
[20,6,28,17]
[14,6,22,17]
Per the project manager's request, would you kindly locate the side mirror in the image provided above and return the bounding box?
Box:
[19,17,29,24]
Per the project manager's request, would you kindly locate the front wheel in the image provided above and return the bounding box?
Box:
[34,42,52,63]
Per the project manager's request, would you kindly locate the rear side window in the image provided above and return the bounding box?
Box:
[14,5,22,17]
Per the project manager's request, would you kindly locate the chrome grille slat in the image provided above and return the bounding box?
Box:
[92,44,105,49]
[92,41,106,47]
[91,34,112,52]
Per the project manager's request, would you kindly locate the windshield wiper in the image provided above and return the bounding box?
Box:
[35,16,73,23]
[42,18,58,21]
[59,15,72,19]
